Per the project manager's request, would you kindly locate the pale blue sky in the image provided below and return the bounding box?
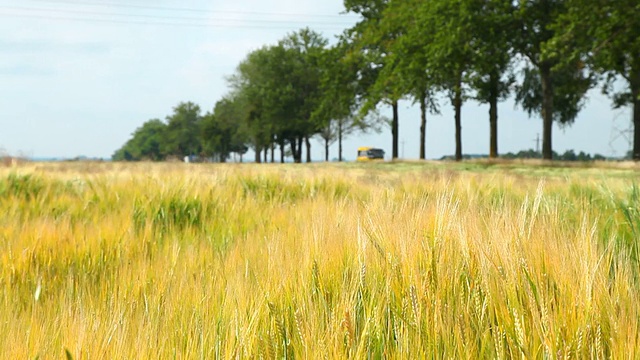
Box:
[0,0,633,160]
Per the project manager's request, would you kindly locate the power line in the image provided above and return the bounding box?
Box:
[0,11,348,30]
[533,133,540,154]
[608,109,633,158]
[26,0,359,20]
[0,5,355,26]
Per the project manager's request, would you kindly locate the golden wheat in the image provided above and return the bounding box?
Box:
[0,161,639,358]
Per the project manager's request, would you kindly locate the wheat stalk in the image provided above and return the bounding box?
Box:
[342,310,355,348]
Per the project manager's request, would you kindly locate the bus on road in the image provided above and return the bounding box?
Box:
[357,147,385,162]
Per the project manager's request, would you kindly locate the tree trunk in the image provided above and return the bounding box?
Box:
[279,141,285,163]
[325,138,330,162]
[298,137,304,163]
[263,147,267,163]
[255,146,261,163]
[540,64,554,160]
[290,141,294,163]
[294,136,303,163]
[305,136,311,163]
[454,76,463,162]
[633,80,640,160]
[489,72,499,159]
[270,142,275,163]
[419,90,427,160]
[392,101,399,160]
[291,138,300,163]
[338,120,343,162]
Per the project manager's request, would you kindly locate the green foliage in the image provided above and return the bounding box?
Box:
[313,40,382,160]
[133,193,205,235]
[515,64,592,126]
[554,0,640,102]
[615,184,640,262]
[227,46,277,156]
[345,0,402,110]
[112,119,167,161]
[467,0,516,101]
[112,102,205,161]
[501,149,607,161]
[511,0,595,159]
[227,29,330,162]
[553,0,640,159]
[0,173,45,200]
[162,102,203,157]
[200,98,249,162]
[344,0,407,158]
[238,176,352,203]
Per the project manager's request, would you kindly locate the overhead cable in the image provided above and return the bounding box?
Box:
[26,0,359,20]
[1,5,355,26]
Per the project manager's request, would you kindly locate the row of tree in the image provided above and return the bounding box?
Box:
[114,0,640,162]
[493,149,605,161]
[113,29,383,163]
[112,102,248,162]
[344,0,639,161]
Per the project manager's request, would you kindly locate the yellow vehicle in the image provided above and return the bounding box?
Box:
[357,147,385,162]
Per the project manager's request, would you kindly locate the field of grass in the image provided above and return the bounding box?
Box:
[1,161,640,358]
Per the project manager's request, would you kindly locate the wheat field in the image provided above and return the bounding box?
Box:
[1,161,640,358]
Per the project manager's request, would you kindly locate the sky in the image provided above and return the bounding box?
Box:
[0,0,634,161]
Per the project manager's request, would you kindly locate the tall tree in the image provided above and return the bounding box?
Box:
[344,0,403,160]
[556,0,640,159]
[314,41,381,161]
[377,0,441,160]
[162,102,203,158]
[112,119,166,161]
[279,28,328,163]
[467,0,515,158]
[513,0,591,160]
[200,97,249,162]
[229,29,328,163]
[416,0,475,161]
[229,47,278,163]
